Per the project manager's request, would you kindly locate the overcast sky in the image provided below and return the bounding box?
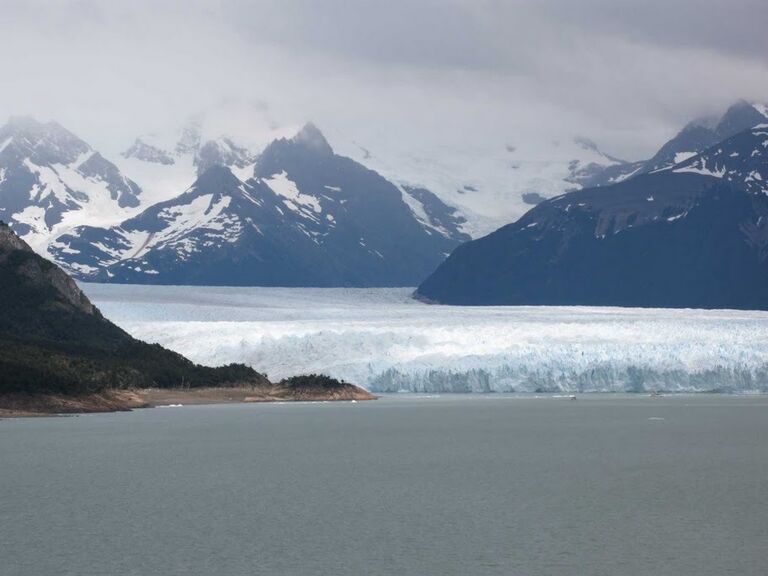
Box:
[0,0,766,159]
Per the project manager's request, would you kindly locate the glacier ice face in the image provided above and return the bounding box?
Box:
[82,284,768,393]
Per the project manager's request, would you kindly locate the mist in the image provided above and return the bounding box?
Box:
[1,0,766,161]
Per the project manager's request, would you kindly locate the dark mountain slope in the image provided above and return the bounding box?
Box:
[0,221,264,395]
[417,126,768,309]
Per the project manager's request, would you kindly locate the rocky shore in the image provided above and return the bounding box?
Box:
[0,379,376,418]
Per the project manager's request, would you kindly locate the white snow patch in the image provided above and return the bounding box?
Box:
[263,171,321,215]
[673,159,726,178]
[673,152,697,164]
[230,163,255,183]
[610,165,643,183]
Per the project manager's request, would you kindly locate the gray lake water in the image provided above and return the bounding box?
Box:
[2,394,767,576]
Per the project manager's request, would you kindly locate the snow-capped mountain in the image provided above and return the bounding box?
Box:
[115,106,296,208]
[117,127,240,210]
[122,124,254,179]
[417,123,768,309]
[0,117,141,262]
[330,128,626,238]
[53,124,468,286]
[575,100,768,188]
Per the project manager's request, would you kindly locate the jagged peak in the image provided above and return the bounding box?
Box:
[0,116,90,164]
[1,115,80,141]
[291,122,333,155]
[122,137,175,165]
[715,98,768,136]
[194,138,253,174]
[679,100,768,137]
[722,98,757,115]
[191,163,243,188]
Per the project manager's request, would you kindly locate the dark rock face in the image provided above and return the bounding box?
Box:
[54,124,467,287]
[417,126,768,309]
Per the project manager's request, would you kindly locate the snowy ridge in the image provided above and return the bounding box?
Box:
[85,285,768,394]
[332,134,624,237]
[671,125,768,195]
[578,101,768,190]
[53,171,253,276]
[0,116,142,260]
[114,104,298,207]
[56,126,467,286]
[15,118,465,284]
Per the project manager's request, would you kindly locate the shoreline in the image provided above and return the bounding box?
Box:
[0,385,377,418]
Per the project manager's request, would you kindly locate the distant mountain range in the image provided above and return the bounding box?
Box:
[417,103,768,309]
[0,118,467,286]
[572,100,768,188]
[52,124,468,286]
[1,100,767,293]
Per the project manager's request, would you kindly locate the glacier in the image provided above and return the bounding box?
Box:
[82,284,768,394]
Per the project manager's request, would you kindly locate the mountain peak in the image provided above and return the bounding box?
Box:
[5,115,44,129]
[3,116,72,138]
[122,137,175,165]
[715,99,768,140]
[195,137,252,174]
[292,122,333,155]
[193,163,241,185]
[0,116,89,163]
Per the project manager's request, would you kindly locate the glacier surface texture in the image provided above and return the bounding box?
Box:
[83,285,768,393]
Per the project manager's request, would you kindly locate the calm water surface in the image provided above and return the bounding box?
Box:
[2,394,767,576]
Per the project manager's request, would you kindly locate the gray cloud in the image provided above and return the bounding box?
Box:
[0,0,765,160]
